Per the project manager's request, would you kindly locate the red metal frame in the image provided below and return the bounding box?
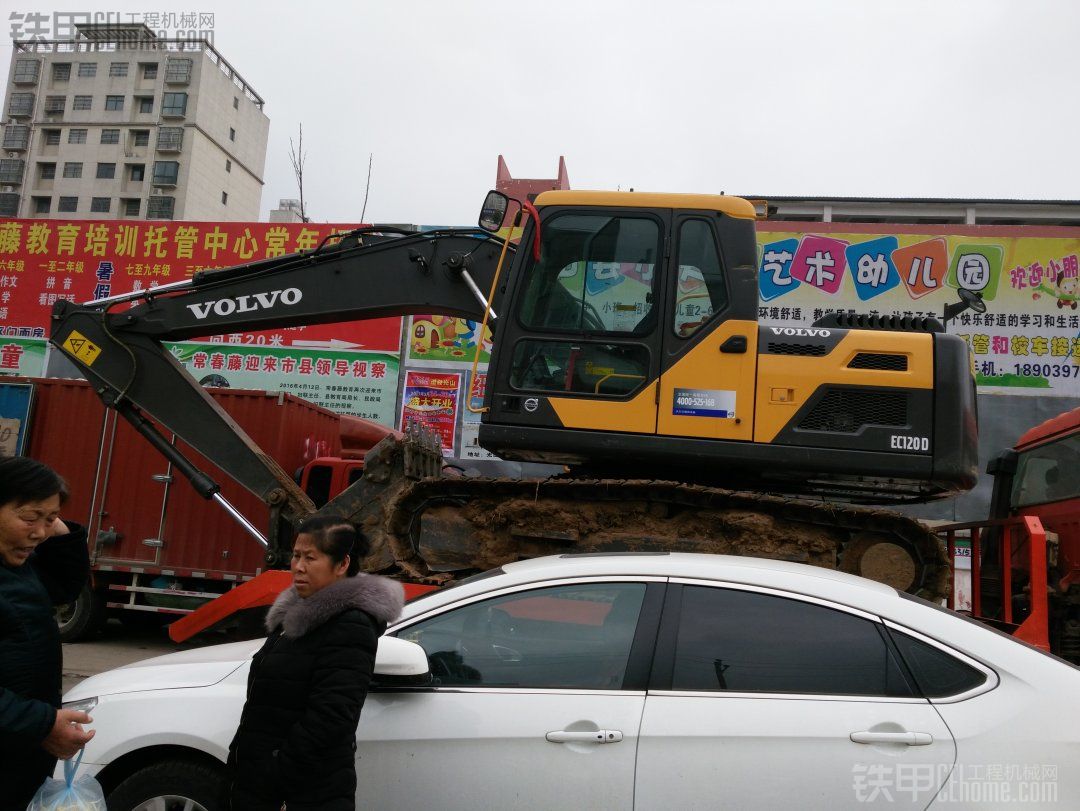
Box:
[942,515,1049,650]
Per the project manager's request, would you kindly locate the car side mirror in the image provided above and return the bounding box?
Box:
[372,636,431,687]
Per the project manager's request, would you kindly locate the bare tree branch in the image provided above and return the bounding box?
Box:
[360,153,373,224]
[288,124,309,222]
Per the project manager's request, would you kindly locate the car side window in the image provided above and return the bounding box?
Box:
[399,582,646,690]
[887,628,987,697]
[671,586,914,696]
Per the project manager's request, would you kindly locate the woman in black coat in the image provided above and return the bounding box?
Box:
[228,515,404,811]
[0,456,93,811]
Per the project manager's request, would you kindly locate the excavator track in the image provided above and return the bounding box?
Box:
[362,476,950,602]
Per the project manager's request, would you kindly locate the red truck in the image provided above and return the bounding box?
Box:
[0,376,397,641]
[940,406,1080,662]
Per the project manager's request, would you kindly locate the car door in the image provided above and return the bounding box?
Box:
[635,582,956,809]
[356,578,664,811]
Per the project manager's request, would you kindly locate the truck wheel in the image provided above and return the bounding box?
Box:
[107,758,228,811]
[55,584,107,642]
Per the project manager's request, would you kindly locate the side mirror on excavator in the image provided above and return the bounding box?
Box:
[943,287,986,325]
[479,191,510,233]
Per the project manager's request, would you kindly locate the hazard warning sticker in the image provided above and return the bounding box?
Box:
[62,331,102,366]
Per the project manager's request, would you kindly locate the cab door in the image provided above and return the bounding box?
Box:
[656,215,757,441]
[486,207,669,437]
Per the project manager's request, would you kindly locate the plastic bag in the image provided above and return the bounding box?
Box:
[27,751,106,811]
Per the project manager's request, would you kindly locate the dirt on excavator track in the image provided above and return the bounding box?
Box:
[363,477,950,602]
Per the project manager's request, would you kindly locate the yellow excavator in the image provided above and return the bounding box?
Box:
[50,189,980,601]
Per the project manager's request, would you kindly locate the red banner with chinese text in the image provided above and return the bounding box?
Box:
[0,219,403,353]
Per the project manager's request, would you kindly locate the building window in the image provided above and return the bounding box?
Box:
[152,161,179,185]
[33,197,51,214]
[0,194,19,217]
[101,129,120,144]
[45,96,66,114]
[13,60,40,84]
[132,130,150,147]
[38,162,56,180]
[225,159,232,172]
[44,129,61,146]
[123,198,140,217]
[105,95,124,111]
[91,197,111,213]
[229,127,236,141]
[0,160,25,183]
[164,58,192,83]
[137,96,153,113]
[221,191,228,205]
[156,127,184,151]
[129,164,146,182]
[109,62,129,77]
[73,95,92,111]
[140,63,158,79]
[8,93,35,117]
[58,196,78,213]
[162,92,188,117]
[63,162,83,179]
[233,96,239,110]
[68,129,88,144]
[146,195,175,219]
[96,163,116,179]
[78,63,97,78]
[52,63,71,81]
[2,125,30,150]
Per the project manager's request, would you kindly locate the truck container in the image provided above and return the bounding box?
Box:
[1,377,343,640]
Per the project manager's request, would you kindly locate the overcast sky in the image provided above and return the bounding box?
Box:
[4,0,1078,224]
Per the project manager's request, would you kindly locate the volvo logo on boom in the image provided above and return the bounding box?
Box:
[186,288,303,320]
[769,327,831,338]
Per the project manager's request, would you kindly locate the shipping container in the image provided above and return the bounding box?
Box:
[1,377,343,639]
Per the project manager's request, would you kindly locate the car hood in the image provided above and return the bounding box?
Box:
[64,638,264,702]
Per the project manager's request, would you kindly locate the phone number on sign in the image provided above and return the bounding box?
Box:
[1012,363,1077,378]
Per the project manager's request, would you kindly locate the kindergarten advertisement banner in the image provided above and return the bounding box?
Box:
[754,224,1080,397]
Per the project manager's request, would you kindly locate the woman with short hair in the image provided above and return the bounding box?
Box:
[0,455,93,811]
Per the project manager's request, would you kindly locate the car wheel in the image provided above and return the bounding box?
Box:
[107,759,228,811]
[56,584,106,642]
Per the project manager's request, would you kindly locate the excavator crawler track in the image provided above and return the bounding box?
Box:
[365,477,950,602]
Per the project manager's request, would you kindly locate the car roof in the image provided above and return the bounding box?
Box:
[401,552,901,619]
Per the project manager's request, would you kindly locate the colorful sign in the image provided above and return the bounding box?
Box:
[0,219,405,415]
[755,225,1080,396]
[407,316,492,365]
[170,343,399,425]
[399,370,462,455]
[460,369,498,461]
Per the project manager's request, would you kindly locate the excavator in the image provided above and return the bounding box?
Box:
[49,190,980,602]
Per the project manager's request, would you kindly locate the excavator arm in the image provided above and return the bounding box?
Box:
[50,228,510,562]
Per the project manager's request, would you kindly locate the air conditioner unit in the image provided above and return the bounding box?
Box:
[2,186,12,193]
[7,152,16,158]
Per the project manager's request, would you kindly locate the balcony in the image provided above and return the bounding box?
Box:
[146,195,175,220]
[7,94,35,118]
[151,161,179,187]
[2,125,30,151]
[0,194,19,217]
[0,160,26,185]
[164,58,192,85]
[12,60,40,85]
[156,127,184,152]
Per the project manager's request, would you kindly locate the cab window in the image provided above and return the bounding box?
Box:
[673,219,728,338]
[518,214,660,335]
[1010,434,1080,508]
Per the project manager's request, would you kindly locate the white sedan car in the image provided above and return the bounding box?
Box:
[63,553,1077,810]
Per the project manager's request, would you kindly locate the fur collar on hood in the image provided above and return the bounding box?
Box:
[265,574,404,638]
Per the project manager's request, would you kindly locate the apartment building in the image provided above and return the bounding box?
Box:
[0,23,268,221]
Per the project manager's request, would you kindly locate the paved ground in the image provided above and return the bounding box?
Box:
[61,622,213,695]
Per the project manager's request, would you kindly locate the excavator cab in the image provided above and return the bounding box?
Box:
[479,190,978,501]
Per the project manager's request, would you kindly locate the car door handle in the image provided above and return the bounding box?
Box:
[850,731,933,746]
[546,729,623,744]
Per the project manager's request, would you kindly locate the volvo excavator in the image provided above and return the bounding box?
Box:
[49,190,980,602]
